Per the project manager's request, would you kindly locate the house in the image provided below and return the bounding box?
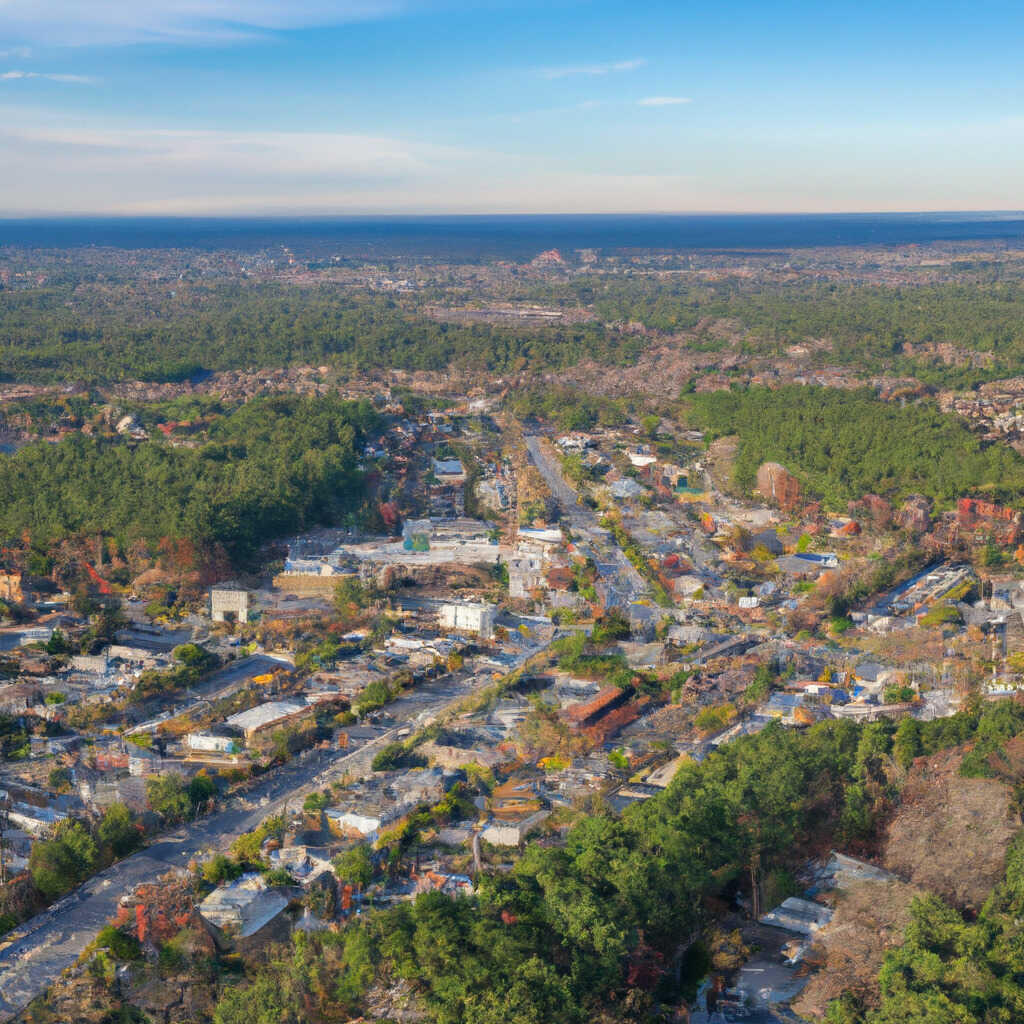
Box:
[188,733,243,757]
[268,845,334,883]
[774,554,832,578]
[516,526,564,557]
[326,792,404,841]
[762,692,807,723]
[611,478,647,500]
[199,874,290,943]
[481,809,550,846]
[760,896,833,936]
[627,445,658,468]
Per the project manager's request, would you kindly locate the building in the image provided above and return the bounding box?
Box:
[199,874,290,943]
[7,801,67,836]
[186,732,242,755]
[210,586,249,624]
[226,700,307,740]
[508,550,545,599]
[431,457,466,483]
[438,601,495,639]
[481,809,550,846]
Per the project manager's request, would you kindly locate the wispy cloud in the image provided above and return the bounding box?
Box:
[540,58,646,80]
[0,1,411,47]
[0,47,32,59]
[1,69,94,83]
[637,96,691,106]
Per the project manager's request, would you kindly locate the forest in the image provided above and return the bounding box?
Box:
[6,273,1024,389]
[567,276,1024,387]
[683,386,1024,509]
[208,702,1024,1024]
[0,394,378,561]
[0,283,640,383]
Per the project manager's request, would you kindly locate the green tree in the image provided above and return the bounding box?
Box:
[145,773,191,823]
[334,845,374,892]
[29,821,97,901]
[97,803,140,859]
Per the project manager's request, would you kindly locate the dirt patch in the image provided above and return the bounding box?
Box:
[882,747,1019,913]
[791,879,922,1020]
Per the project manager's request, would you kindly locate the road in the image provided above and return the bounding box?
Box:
[0,644,542,1021]
[524,435,649,608]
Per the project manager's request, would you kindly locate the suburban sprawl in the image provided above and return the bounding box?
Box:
[2,234,1024,1024]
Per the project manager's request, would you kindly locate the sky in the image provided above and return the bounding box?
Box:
[0,0,1022,215]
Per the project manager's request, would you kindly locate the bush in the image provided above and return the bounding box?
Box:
[95,925,143,962]
[693,703,737,734]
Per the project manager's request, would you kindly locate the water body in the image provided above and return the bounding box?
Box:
[1,212,1023,260]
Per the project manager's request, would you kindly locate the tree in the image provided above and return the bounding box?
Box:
[335,576,370,612]
[45,629,72,656]
[334,845,374,892]
[893,718,923,769]
[203,853,242,885]
[213,976,298,1024]
[98,803,140,859]
[29,821,97,901]
[188,772,217,814]
[640,414,660,438]
[145,773,191,823]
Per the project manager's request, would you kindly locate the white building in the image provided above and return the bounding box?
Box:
[210,586,249,623]
[481,810,550,846]
[438,601,496,639]
[187,732,241,754]
[226,700,306,739]
[199,874,289,938]
[508,550,545,599]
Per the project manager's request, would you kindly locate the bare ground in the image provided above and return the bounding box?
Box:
[881,747,1019,913]
[792,878,923,1020]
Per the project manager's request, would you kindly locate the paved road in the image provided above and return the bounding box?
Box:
[0,647,540,1021]
[524,435,649,608]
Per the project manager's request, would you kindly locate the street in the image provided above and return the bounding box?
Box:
[0,645,541,1021]
[524,435,649,608]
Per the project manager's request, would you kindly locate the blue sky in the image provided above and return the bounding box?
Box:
[0,0,1022,214]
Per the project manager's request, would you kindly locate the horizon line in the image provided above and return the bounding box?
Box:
[1,208,1023,222]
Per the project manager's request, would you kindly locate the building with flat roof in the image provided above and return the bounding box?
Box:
[226,700,306,739]
[438,601,495,639]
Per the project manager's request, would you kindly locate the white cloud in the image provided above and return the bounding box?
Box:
[0,112,481,213]
[540,58,646,79]
[1,69,94,82]
[0,0,413,46]
[637,96,691,106]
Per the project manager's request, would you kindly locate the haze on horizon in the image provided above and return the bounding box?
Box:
[0,0,1022,217]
